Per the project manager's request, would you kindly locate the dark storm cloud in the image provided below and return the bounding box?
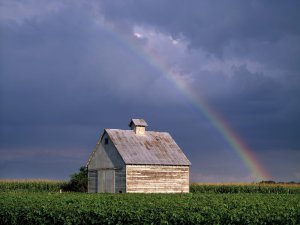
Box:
[186,64,300,151]
[0,3,191,178]
[99,0,300,144]
[0,0,299,181]
[100,0,300,56]
[0,4,182,127]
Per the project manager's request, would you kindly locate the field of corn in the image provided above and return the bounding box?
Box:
[0,180,299,224]
[1,179,299,194]
[0,179,67,192]
[190,183,300,194]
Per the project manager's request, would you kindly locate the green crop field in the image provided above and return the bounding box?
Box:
[190,183,300,194]
[1,192,299,225]
[0,179,67,192]
[0,180,299,224]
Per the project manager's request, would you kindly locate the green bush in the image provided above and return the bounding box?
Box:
[62,166,88,192]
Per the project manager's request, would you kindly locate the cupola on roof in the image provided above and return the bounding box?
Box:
[129,119,148,127]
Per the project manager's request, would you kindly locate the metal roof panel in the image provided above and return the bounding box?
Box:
[105,129,191,166]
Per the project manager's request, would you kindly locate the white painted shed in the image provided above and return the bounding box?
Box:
[86,119,191,193]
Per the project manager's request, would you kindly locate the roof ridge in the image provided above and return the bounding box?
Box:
[105,129,191,166]
[106,128,169,134]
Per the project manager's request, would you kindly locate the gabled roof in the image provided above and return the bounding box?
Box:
[129,119,148,127]
[104,129,191,166]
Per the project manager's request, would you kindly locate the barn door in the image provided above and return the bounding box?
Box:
[105,170,114,193]
[88,170,97,193]
[97,169,115,193]
[98,170,105,192]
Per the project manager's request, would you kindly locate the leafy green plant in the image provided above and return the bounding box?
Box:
[0,192,299,225]
[62,166,88,192]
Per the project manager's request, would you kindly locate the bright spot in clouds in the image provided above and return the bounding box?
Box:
[134,32,143,38]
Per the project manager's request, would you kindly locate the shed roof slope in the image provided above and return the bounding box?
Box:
[105,129,191,166]
[129,119,148,127]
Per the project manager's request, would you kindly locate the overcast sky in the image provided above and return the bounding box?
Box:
[1,0,299,182]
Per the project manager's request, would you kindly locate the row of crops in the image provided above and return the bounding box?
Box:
[0,180,67,192]
[1,180,300,194]
[190,183,300,194]
[0,192,299,225]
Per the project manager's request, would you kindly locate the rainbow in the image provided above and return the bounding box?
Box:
[99,23,271,181]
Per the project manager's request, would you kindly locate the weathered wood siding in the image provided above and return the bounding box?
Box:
[126,165,189,193]
[88,134,124,170]
[97,169,115,193]
[88,170,97,193]
[88,133,125,193]
[115,167,126,193]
